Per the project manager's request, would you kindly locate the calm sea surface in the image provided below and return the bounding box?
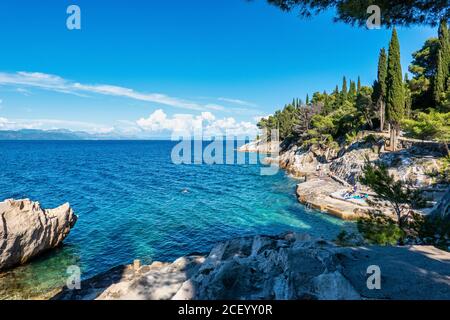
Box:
[0,140,352,299]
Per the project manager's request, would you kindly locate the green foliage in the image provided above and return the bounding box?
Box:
[259,76,365,149]
[373,48,387,130]
[303,99,362,149]
[376,48,387,99]
[265,0,449,27]
[257,104,299,140]
[409,38,439,79]
[386,28,405,126]
[402,110,450,155]
[360,159,424,227]
[341,76,348,102]
[434,20,450,105]
[356,86,375,129]
[345,130,358,145]
[404,73,412,118]
[357,211,405,245]
[419,215,450,248]
[303,114,337,149]
[362,134,378,145]
[348,80,357,101]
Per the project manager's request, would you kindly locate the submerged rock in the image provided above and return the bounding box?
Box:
[0,199,77,271]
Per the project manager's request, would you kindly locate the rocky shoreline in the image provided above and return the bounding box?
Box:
[53,232,450,300]
[240,134,449,221]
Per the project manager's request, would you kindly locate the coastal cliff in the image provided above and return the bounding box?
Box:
[0,199,77,271]
[54,232,450,300]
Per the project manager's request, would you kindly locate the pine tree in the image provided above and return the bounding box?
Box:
[386,27,405,151]
[357,76,361,93]
[434,20,450,105]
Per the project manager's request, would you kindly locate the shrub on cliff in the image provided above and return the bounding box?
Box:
[357,211,405,245]
[402,110,450,156]
[360,158,425,228]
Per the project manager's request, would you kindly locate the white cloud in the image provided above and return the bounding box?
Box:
[0,71,226,112]
[137,109,258,138]
[253,114,272,123]
[218,97,258,108]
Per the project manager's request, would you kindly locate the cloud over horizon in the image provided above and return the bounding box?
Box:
[137,109,258,138]
[0,71,236,112]
[0,71,262,138]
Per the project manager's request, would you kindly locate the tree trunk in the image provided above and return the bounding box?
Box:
[396,124,401,151]
[379,100,385,132]
[389,123,395,151]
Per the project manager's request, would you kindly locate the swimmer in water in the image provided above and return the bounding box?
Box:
[181,188,189,193]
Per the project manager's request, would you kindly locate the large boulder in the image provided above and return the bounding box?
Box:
[0,199,77,271]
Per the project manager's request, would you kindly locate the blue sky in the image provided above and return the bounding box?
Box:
[0,0,437,138]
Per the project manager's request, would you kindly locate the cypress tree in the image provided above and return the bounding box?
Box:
[341,76,348,101]
[434,20,450,104]
[435,51,445,103]
[357,76,361,93]
[375,48,387,132]
[306,94,310,105]
[386,27,405,151]
[438,20,450,81]
[349,80,356,100]
[404,73,412,118]
[334,85,339,95]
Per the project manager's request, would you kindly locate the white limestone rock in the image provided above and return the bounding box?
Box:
[0,199,77,271]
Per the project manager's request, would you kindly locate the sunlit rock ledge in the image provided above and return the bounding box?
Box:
[0,199,77,271]
[53,232,450,300]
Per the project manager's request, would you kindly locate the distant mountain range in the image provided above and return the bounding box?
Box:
[0,129,130,140]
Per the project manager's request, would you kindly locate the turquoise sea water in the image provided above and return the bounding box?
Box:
[0,141,351,299]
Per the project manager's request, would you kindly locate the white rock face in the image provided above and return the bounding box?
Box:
[238,140,279,153]
[0,199,77,271]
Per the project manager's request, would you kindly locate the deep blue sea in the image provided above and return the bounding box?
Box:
[0,140,351,299]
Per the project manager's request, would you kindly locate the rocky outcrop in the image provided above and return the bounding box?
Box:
[275,146,319,177]
[380,146,443,187]
[53,232,450,300]
[328,143,442,188]
[238,140,279,153]
[0,199,77,271]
